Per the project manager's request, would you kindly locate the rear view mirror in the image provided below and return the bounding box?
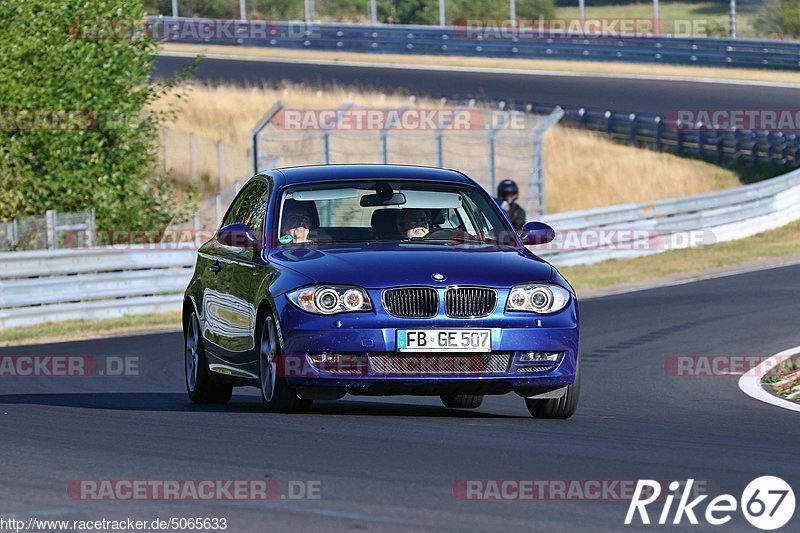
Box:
[360,192,407,207]
[217,223,260,249]
[520,221,556,245]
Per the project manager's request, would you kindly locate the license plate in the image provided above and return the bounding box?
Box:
[396,329,491,352]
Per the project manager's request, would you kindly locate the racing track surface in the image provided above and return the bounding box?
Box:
[1,264,799,531]
[153,53,800,116]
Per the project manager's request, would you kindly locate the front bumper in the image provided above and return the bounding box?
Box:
[274,291,579,396]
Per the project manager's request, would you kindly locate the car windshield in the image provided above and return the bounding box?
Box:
[276,180,512,246]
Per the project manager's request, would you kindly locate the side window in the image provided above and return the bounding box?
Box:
[221,181,269,231]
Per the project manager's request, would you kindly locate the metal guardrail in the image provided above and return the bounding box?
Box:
[1,168,798,327]
[537,167,800,266]
[525,104,800,170]
[152,17,800,71]
[0,248,195,329]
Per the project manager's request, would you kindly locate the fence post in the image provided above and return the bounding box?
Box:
[217,140,225,191]
[45,209,57,250]
[215,194,222,226]
[322,132,330,164]
[163,127,171,172]
[380,130,389,164]
[189,132,197,181]
[654,117,663,151]
[533,138,545,217]
[87,209,96,247]
[10,218,19,250]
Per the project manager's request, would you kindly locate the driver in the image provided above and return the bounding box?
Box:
[397,209,430,239]
[280,199,315,244]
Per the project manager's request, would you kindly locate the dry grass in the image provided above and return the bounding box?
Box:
[151,83,740,213]
[160,44,800,86]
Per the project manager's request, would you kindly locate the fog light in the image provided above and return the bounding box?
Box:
[308,353,366,366]
[519,351,561,362]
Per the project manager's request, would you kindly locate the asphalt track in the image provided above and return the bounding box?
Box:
[152,54,800,116]
[2,264,799,531]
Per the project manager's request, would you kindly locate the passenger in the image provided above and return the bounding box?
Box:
[397,209,431,239]
[280,199,315,244]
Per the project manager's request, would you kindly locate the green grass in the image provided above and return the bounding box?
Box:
[562,219,800,290]
[555,2,759,38]
[0,313,181,345]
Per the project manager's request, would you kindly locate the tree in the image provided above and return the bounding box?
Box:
[754,0,800,39]
[0,0,191,241]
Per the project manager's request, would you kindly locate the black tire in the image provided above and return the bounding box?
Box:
[440,394,484,409]
[185,311,233,404]
[259,315,312,413]
[525,361,581,419]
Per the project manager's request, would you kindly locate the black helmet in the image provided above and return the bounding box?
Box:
[497,179,519,198]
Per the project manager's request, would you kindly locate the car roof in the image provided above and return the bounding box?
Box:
[266,164,476,187]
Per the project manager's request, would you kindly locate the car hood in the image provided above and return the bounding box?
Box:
[267,243,554,289]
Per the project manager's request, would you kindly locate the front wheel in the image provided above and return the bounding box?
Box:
[259,316,312,413]
[524,361,581,419]
[185,311,233,404]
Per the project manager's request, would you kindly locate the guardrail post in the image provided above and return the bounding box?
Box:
[698,122,706,158]
[654,117,663,151]
[217,140,225,191]
[629,113,638,145]
[45,210,57,250]
[10,218,19,250]
[605,111,613,137]
[676,121,684,154]
[87,209,96,248]
[733,132,742,161]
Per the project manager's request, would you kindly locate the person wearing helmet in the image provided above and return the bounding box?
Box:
[495,179,526,230]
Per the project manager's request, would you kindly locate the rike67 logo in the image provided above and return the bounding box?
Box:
[626,477,795,530]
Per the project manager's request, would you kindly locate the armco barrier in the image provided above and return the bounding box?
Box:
[0,248,196,329]
[150,17,800,71]
[1,169,798,328]
[537,167,800,266]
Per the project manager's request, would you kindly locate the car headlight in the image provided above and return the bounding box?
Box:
[506,284,570,314]
[287,285,373,315]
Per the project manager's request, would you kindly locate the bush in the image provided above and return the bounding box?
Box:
[0,0,192,241]
[754,0,800,39]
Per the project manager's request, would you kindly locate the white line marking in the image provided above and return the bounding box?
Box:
[157,51,800,89]
[738,345,800,413]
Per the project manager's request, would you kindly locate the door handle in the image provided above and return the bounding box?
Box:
[210,261,222,274]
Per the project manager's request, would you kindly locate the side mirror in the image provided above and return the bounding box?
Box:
[217,223,260,249]
[520,221,555,245]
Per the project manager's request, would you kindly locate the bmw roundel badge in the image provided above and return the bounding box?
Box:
[431,273,446,282]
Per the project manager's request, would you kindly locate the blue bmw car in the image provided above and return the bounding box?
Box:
[183,164,580,418]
